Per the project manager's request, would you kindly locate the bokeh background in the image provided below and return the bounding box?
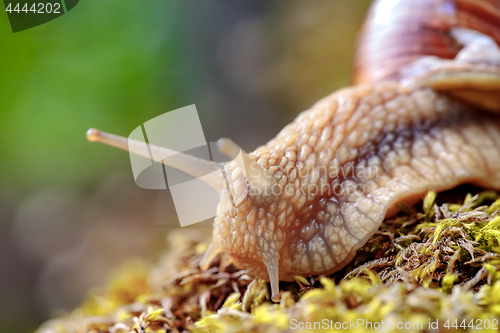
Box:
[0,1,371,331]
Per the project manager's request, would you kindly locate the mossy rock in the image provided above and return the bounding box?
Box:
[37,189,500,333]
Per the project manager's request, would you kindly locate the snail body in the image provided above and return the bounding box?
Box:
[88,0,500,302]
[210,81,500,302]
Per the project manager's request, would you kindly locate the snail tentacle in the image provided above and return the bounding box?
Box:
[87,0,500,303]
[86,128,224,191]
[217,138,278,198]
[199,241,223,270]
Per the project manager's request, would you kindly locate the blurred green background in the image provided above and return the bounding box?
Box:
[0,0,370,331]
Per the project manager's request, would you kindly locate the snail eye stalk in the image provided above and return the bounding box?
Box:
[86,128,224,191]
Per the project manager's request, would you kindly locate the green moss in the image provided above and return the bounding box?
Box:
[37,190,500,333]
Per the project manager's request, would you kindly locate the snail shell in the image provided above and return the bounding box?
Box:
[206,0,500,301]
[353,0,500,85]
[88,0,500,302]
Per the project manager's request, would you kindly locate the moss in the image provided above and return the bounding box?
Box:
[37,189,500,333]
[78,260,151,318]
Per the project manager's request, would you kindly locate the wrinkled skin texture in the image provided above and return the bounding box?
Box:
[212,82,500,285]
[83,0,500,304]
[206,0,500,302]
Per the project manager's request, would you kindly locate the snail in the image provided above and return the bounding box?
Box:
[86,0,500,302]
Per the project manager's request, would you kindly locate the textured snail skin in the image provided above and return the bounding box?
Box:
[206,0,500,301]
[212,82,500,286]
[80,0,500,303]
